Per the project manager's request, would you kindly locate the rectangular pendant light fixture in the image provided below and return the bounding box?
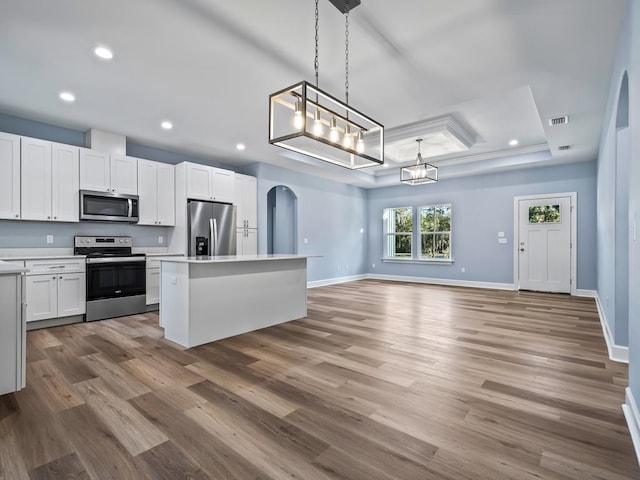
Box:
[269,81,384,169]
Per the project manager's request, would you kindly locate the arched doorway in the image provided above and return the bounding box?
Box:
[267,185,298,254]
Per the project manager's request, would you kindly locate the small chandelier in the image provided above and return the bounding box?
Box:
[400,139,438,185]
[269,0,384,169]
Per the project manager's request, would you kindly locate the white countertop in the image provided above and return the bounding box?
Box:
[158,254,318,264]
[0,255,85,261]
[145,252,184,257]
[0,260,28,274]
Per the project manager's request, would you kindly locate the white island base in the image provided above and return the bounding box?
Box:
[159,255,309,348]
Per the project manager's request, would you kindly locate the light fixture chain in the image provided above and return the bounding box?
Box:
[344,0,350,105]
[314,0,319,87]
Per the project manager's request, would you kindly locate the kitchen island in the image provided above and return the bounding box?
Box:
[158,254,313,348]
[0,260,27,396]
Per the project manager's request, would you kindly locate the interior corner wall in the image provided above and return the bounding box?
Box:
[597,6,632,350]
[626,0,640,401]
[367,161,597,289]
[253,163,367,283]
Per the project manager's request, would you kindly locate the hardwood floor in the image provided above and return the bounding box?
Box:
[1,279,638,479]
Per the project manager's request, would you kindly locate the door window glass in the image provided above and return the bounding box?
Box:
[528,205,560,224]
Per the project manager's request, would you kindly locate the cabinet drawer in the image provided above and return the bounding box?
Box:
[147,258,161,269]
[2,260,25,268]
[25,258,85,275]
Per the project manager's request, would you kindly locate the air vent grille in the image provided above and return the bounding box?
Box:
[549,116,569,126]
[558,145,572,151]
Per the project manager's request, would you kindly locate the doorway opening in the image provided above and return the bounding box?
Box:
[513,193,577,294]
[267,185,298,254]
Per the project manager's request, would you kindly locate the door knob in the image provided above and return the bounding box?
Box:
[520,248,525,252]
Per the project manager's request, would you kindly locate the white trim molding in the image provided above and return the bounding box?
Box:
[623,387,640,465]
[307,274,367,289]
[366,273,516,291]
[575,289,597,298]
[594,293,629,363]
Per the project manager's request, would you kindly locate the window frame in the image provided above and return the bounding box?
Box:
[383,206,414,259]
[418,203,452,261]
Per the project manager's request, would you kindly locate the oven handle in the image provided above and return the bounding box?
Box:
[86,257,146,264]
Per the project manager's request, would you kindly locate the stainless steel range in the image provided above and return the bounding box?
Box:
[74,236,146,322]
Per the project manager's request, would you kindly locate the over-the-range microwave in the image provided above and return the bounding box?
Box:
[80,190,139,223]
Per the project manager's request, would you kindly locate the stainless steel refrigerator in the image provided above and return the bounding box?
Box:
[187,200,237,256]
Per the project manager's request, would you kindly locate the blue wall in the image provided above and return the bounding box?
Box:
[249,163,368,283]
[367,161,598,289]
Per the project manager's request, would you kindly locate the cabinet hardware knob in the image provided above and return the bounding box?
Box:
[59,276,62,279]
[53,276,56,279]
[54,216,57,219]
[15,214,19,218]
[47,216,50,219]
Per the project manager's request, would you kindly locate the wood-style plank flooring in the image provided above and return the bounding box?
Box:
[1,280,638,479]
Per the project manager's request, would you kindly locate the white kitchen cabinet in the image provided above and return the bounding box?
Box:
[236,228,258,255]
[0,132,21,220]
[80,149,138,194]
[146,267,160,305]
[185,162,235,203]
[21,138,79,222]
[138,159,175,226]
[24,259,86,323]
[0,272,25,396]
[235,174,257,229]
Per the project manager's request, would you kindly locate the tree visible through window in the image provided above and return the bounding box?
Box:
[420,204,451,259]
[384,207,413,258]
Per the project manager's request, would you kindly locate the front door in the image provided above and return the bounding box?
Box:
[518,195,572,293]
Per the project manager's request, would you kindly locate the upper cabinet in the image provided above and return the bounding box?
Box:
[138,159,175,226]
[0,132,21,220]
[185,162,235,203]
[21,138,79,222]
[235,174,257,229]
[79,149,137,194]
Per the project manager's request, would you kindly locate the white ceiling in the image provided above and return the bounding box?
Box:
[0,0,626,188]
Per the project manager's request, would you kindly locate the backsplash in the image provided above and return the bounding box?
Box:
[0,220,168,248]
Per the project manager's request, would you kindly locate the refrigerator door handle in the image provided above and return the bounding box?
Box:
[209,218,214,256]
[213,218,218,255]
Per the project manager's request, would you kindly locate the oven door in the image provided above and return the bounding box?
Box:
[86,257,146,301]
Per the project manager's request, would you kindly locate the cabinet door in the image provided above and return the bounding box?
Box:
[51,143,80,222]
[57,273,86,317]
[0,132,21,220]
[137,159,159,225]
[20,137,52,221]
[211,168,235,203]
[186,163,212,200]
[157,163,175,226]
[111,155,138,194]
[25,275,58,322]
[243,229,258,255]
[244,176,258,229]
[146,268,160,305]
[0,275,21,395]
[236,228,244,254]
[80,148,110,192]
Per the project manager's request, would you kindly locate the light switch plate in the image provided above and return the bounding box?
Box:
[46,235,53,244]
[498,232,505,238]
[303,238,308,244]
[498,238,508,244]
[158,236,164,244]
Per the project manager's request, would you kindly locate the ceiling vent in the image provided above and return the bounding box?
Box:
[558,145,572,151]
[549,116,569,126]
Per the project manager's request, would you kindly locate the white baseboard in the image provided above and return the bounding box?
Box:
[307,274,367,289]
[575,289,597,298]
[594,293,629,363]
[365,273,516,291]
[623,387,640,466]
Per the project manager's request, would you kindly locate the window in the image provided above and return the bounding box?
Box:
[419,204,451,259]
[528,205,560,224]
[384,207,413,258]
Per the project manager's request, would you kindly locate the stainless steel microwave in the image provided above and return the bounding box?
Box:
[80,190,139,223]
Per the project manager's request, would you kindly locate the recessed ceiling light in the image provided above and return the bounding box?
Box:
[236,143,246,151]
[509,139,519,146]
[382,163,390,168]
[59,91,75,102]
[161,121,173,130]
[94,46,114,60]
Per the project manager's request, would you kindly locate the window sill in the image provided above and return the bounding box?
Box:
[381,258,454,265]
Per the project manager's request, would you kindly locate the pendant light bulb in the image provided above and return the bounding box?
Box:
[355,130,365,153]
[293,100,304,131]
[313,110,324,136]
[329,116,339,142]
[343,124,353,149]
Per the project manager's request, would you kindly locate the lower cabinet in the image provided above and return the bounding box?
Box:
[146,266,160,305]
[24,259,86,323]
[236,228,257,255]
[0,272,25,396]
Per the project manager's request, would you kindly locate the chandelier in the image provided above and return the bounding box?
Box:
[268,0,384,169]
[400,139,438,185]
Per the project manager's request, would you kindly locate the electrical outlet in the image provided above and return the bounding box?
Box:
[337,265,340,271]
[46,234,53,244]
[158,236,164,244]
[461,267,465,273]
[345,264,349,270]
[304,238,308,244]
[372,263,376,268]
